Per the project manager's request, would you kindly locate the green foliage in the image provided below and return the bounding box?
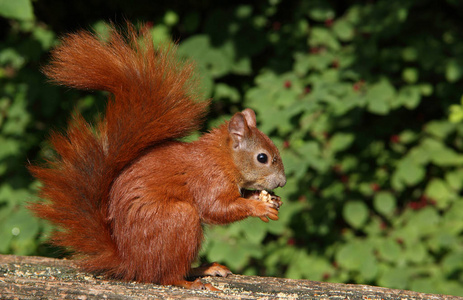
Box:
[1,0,463,296]
[0,0,34,21]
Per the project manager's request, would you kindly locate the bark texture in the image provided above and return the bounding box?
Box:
[0,255,460,299]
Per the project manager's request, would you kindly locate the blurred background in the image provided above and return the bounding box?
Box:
[1,0,463,296]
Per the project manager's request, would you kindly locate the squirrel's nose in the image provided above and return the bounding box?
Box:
[278,175,286,188]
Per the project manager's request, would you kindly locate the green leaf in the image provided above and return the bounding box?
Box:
[295,140,320,158]
[442,249,463,275]
[214,83,240,103]
[425,178,454,209]
[178,35,232,78]
[307,3,335,21]
[379,267,410,290]
[402,68,419,84]
[404,241,428,264]
[398,130,418,144]
[163,10,179,26]
[32,27,56,51]
[207,239,234,264]
[242,219,267,244]
[373,192,396,217]
[449,104,463,123]
[405,207,440,237]
[376,239,402,262]
[392,158,425,188]
[419,83,433,96]
[329,133,354,153]
[446,59,463,82]
[332,19,354,41]
[232,57,252,75]
[336,240,377,279]
[0,48,26,69]
[445,169,463,191]
[235,5,253,19]
[410,278,441,295]
[396,86,421,109]
[0,206,39,255]
[150,25,171,45]
[343,201,369,229]
[309,27,340,50]
[425,121,455,139]
[294,52,312,75]
[282,150,309,180]
[0,0,34,21]
[421,138,463,166]
[402,47,418,62]
[366,80,395,115]
[442,201,463,236]
[287,250,333,281]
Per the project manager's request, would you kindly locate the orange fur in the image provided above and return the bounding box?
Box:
[29,23,285,288]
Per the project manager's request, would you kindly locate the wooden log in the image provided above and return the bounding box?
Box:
[0,255,460,299]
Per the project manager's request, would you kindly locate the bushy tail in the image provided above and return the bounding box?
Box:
[29,24,209,275]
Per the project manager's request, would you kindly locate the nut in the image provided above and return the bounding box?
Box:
[258,190,282,210]
[259,190,272,202]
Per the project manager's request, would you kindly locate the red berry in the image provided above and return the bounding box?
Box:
[408,199,427,210]
[283,140,290,149]
[353,80,365,91]
[341,175,349,183]
[287,238,296,246]
[332,164,342,173]
[325,18,334,27]
[370,183,380,192]
[284,80,292,88]
[390,135,400,143]
[310,47,320,54]
[304,86,311,94]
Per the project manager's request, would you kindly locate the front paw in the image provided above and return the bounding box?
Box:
[253,200,279,222]
[269,194,283,210]
[189,262,232,279]
[258,190,283,211]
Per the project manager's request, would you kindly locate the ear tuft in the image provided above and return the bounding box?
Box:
[228,112,248,149]
[241,109,256,128]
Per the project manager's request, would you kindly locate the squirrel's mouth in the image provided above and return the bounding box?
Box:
[240,188,270,197]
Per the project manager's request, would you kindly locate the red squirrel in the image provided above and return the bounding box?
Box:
[29,24,286,291]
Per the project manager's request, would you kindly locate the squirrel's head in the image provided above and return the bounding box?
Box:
[228,109,286,191]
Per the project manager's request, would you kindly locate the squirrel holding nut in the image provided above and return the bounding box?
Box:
[29,24,286,291]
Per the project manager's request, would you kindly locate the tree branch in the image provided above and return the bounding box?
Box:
[0,255,458,299]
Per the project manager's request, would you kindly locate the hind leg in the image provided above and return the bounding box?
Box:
[112,198,206,287]
[156,201,224,290]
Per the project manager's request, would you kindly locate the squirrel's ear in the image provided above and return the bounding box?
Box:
[229,112,250,149]
[241,109,256,128]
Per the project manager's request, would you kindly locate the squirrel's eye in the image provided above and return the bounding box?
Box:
[257,153,268,164]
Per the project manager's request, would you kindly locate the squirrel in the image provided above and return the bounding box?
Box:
[29,23,286,291]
